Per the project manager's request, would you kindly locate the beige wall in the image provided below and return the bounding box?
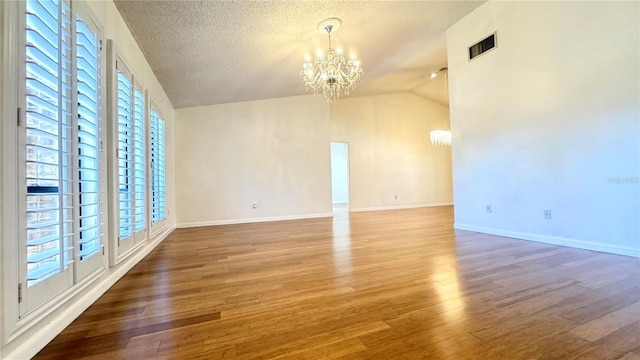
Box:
[447,1,639,256]
[175,95,332,226]
[331,92,453,211]
[175,92,453,226]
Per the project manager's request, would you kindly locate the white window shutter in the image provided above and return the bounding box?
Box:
[25,0,74,287]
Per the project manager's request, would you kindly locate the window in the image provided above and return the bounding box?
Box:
[109,44,147,262]
[21,0,104,315]
[25,0,74,290]
[150,106,166,227]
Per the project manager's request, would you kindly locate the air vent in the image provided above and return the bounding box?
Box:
[469,33,496,61]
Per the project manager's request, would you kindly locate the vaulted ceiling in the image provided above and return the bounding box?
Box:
[114,1,484,109]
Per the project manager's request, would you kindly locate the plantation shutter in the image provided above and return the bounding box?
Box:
[20,0,105,316]
[150,109,158,223]
[158,116,166,220]
[108,47,147,262]
[150,108,165,225]
[25,0,74,288]
[75,14,100,261]
[133,85,146,234]
[116,63,133,241]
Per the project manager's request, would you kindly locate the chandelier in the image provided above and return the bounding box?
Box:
[430,130,452,146]
[430,67,451,146]
[301,18,363,103]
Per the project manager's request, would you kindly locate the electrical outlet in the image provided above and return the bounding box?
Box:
[253,202,259,209]
[544,209,551,219]
[486,205,492,213]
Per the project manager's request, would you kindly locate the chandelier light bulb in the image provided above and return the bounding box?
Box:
[300,17,363,103]
[430,130,452,146]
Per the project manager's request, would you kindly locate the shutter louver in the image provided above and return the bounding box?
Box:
[76,15,100,261]
[25,0,74,286]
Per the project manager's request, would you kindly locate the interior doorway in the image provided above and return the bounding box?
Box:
[330,142,350,213]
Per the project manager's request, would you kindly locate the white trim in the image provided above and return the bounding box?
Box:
[109,240,147,267]
[9,268,105,343]
[0,0,5,356]
[350,203,453,213]
[176,213,334,228]
[149,223,167,239]
[454,223,640,258]
[3,225,174,360]
[1,0,21,345]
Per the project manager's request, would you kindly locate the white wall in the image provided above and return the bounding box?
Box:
[175,92,454,226]
[330,142,349,204]
[1,1,176,358]
[175,95,332,227]
[447,1,639,256]
[331,92,453,211]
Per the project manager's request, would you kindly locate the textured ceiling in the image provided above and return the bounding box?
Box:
[114,0,484,109]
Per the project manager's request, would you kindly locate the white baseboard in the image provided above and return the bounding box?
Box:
[5,226,175,360]
[350,202,453,213]
[454,223,640,257]
[176,212,334,228]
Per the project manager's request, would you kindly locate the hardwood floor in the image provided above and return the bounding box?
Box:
[35,207,640,359]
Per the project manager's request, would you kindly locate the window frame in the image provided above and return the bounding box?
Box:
[106,40,148,266]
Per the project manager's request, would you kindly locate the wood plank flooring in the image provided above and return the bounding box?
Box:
[35,207,640,359]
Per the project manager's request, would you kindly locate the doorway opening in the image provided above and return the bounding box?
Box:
[330,142,350,213]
